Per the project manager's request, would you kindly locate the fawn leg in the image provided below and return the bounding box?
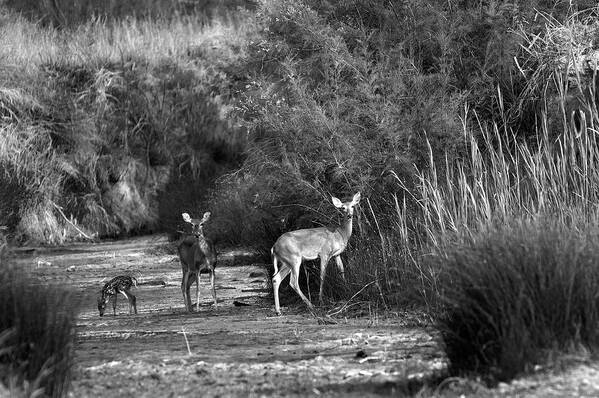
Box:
[126,290,137,315]
[121,290,135,315]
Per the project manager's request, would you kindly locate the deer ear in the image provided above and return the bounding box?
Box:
[351,192,361,205]
[182,213,192,223]
[332,197,343,208]
[202,212,211,222]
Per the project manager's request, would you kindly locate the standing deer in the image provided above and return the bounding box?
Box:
[271,192,361,315]
[178,212,217,312]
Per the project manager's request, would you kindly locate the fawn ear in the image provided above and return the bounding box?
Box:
[182,213,192,223]
[202,212,211,222]
[351,192,361,205]
[331,196,343,208]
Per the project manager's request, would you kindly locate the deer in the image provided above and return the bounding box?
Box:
[97,275,138,316]
[271,192,361,315]
[178,212,217,312]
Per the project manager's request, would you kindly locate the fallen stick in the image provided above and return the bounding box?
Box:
[51,201,95,241]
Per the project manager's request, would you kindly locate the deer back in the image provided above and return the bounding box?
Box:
[273,226,348,260]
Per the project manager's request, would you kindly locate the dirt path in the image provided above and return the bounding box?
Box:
[15,235,446,397]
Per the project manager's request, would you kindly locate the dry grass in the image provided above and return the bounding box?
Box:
[0,6,256,243]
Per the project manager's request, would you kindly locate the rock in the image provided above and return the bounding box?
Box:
[355,349,367,359]
[37,260,52,267]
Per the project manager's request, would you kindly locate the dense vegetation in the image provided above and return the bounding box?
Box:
[0,238,78,397]
[2,0,599,389]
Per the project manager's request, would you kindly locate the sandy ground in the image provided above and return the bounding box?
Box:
[13,235,446,397]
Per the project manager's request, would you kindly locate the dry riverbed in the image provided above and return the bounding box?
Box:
[14,235,445,397]
[14,235,598,397]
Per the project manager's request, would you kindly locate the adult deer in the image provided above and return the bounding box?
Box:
[178,212,217,312]
[271,192,361,315]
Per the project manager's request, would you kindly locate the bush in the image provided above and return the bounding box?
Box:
[0,11,253,243]
[214,0,466,248]
[0,253,78,397]
[435,220,599,382]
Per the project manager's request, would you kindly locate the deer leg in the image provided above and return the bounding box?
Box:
[210,270,217,306]
[304,266,311,302]
[272,258,291,315]
[289,259,314,311]
[186,272,196,311]
[272,251,279,275]
[318,255,331,306]
[334,255,346,282]
[195,272,201,312]
[181,272,191,312]
[112,294,117,316]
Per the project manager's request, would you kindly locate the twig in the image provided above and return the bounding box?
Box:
[51,201,95,241]
[327,280,376,317]
[181,328,192,356]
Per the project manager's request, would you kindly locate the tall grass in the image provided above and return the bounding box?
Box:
[407,44,599,381]
[0,254,78,396]
[435,220,599,382]
[3,0,254,27]
[0,10,253,70]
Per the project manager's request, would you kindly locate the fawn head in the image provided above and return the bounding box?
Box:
[331,192,361,219]
[97,294,109,317]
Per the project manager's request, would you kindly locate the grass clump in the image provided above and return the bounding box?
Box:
[0,253,78,397]
[435,220,599,382]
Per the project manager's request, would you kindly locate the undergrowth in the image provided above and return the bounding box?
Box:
[0,7,255,243]
[435,220,599,382]
[0,251,78,397]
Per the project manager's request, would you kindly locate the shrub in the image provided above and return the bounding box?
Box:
[0,10,254,243]
[214,0,466,248]
[0,253,78,397]
[434,220,599,381]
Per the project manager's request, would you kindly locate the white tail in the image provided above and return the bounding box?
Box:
[178,212,217,312]
[271,192,361,315]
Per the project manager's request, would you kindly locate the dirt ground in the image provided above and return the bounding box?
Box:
[14,235,446,397]
[12,235,599,397]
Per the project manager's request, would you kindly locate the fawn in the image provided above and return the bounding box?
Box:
[97,275,138,316]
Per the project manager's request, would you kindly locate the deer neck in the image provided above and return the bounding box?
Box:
[194,232,210,252]
[337,213,354,243]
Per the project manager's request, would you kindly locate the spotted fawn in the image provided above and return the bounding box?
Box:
[97,275,138,316]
